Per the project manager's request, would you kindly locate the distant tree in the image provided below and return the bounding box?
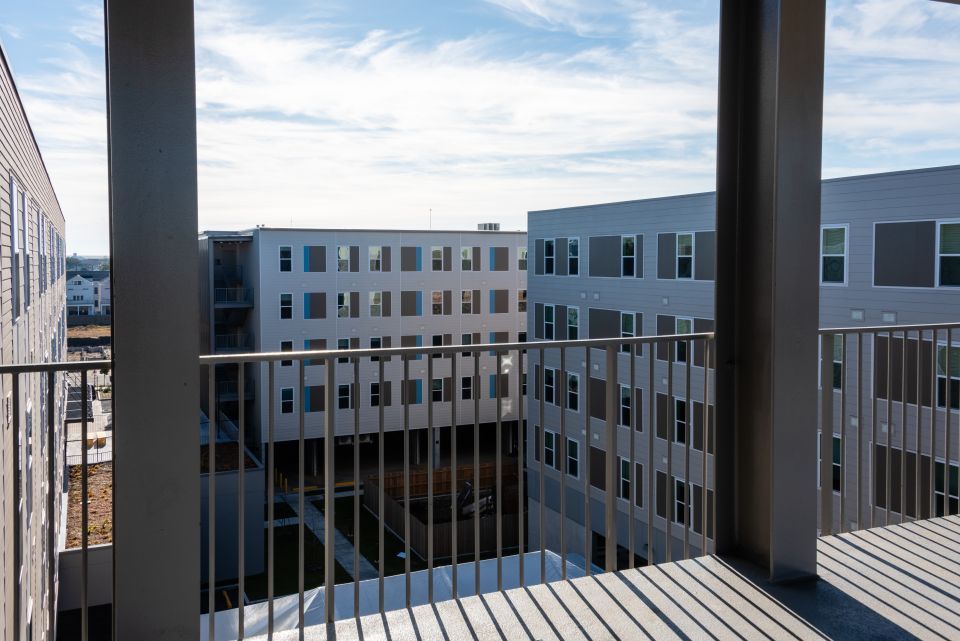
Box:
[66,255,84,270]
[97,261,110,271]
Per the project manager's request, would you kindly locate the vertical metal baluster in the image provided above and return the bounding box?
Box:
[238,364,246,638]
[901,330,907,524]
[820,334,833,535]
[559,347,567,579]
[946,328,953,517]
[298,360,306,636]
[10,374,20,641]
[702,340,710,555]
[666,340,674,562]
[474,350,481,595]
[451,352,458,597]
[584,347,591,576]
[325,356,336,623]
[840,333,847,532]
[47,371,56,641]
[537,347,546,584]
[930,330,937,519]
[353,356,360,618]
[495,351,503,591]
[516,348,523,587]
[428,355,435,603]
[856,334,862,531]
[886,331,892,526]
[871,332,878,529]
[209,368,219,632]
[81,370,89,641]
[378,359,385,612]
[268,361,276,636]
[628,343,636,569]
[604,344,617,572]
[683,339,691,560]
[647,344,654,565]
[403,356,411,607]
[915,330,921,521]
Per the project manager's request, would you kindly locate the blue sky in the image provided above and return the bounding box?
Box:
[2,0,959,254]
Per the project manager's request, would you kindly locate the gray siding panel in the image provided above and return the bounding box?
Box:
[443,246,452,271]
[472,289,481,314]
[635,234,644,278]
[656,314,675,360]
[306,245,326,272]
[382,291,391,317]
[401,290,418,316]
[694,231,715,281]
[472,246,481,271]
[588,307,620,339]
[492,246,509,271]
[350,245,360,272]
[401,246,418,271]
[535,303,544,339]
[588,235,620,277]
[658,233,676,279]
[350,291,359,318]
[556,238,568,276]
[556,304,567,340]
[589,376,606,420]
[382,245,391,272]
[535,239,544,275]
[874,221,936,287]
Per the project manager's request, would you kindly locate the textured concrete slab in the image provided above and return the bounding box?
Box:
[246,515,960,640]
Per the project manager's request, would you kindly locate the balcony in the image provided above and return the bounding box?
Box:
[215,333,254,353]
[214,287,254,308]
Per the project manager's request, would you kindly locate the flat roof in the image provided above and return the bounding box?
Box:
[200,226,526,236]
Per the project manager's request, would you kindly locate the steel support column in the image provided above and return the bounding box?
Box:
[105,0,200,636]
[714,0,825,580]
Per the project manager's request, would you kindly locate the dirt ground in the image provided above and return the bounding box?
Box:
[200,442,260,473]
[67,463,113,548]
[68,325,112,340]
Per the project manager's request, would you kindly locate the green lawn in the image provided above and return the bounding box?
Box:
[329,495,428,578]
[244,524,350,601]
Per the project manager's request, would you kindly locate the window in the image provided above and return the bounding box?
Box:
[832,436,841,493]
[522,372,528,396]
[281,387,294,414]
[620,311,634,353]
[821,225,847,284]
[338,384,354,410]
[280,340,293,367]
[567,373,579,411]
[370,291,382,317]
[518,289,527,313]
[338,338,350,364]
[677,233,694,279]
[619,458,631,500]
[461,290,473,314]
[518,246,528,271]
[369,246,382,271]
[544,430,557,469]
[620,385,631,427]
[544,239,555,274]
[431,291,443,315]
[279,246,292,272]
[544,304,555,340]
[461,376,473,400]
[280,293,293,319]
[568,238,579,275]
[461,247,472,271]
[337,246,351,272]
[370,382,381,407]
[519,331,527,344]
[432,334,443,358]
[432,378,445,402]
[432,246,443,271]
[937,344,960,409]
[674,399,687,444]
[940,222,960,287]
[544,368,556,405]
[370,337,382,362]
[676,317,693,363]
[674,478,690,525]
[461,333,472,357]
[567,307,579,340]
[832,338,843,390]
[621,236,635,277]
[567,439,579,478]
[337,292,350,318]
[935,460,959,517]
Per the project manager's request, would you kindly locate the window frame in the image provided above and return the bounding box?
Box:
[369,246,382,272]
[281,387,294,414]
[674,398,688,445]
[337,292,350,318]
[820,224,848,286]
[618,457,631,501]
[544,367,556,405]
[460,246,472,271]
[461,376,473,400]
[280,340,293,367]
[369,291,382,317]
[619,384,631,427]
[567,306,579,340]
[337,245,351,272]
[431,378,445,403]
[518,246,528,271]
[566,438,579,479]
[674,477,690,525]
[675,317,693,363]
[431,290,444,315]
[431,246,444,272]
[279,292,293,320]
[370,382,381,407]
[461,333,472,357]
[279,245,292,272]
[543,429,557,470]
[544,238,555,274]
[518,289,527,313]
[337,338,350,364]
[544,304,555,340]
[936,341,960,410]
[620,311,634,353]
[370,336,382,362]
[676,233,694,280]
[461,289,473,314]
[621,235,635,277]
[568,237,579,275]
[338,384,354,410]
[937,220,960,288]
[567,372,580,412]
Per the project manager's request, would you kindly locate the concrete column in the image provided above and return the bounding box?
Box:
[105,0,200,637]
[714,0,825,581]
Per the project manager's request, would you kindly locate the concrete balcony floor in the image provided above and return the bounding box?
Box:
[251,515,960,640]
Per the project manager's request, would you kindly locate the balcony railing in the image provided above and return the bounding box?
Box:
[215,287,253,306]
[214,333,254,352]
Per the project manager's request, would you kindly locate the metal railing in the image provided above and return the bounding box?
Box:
[215,287,253,305]
[199,331,716,638]
[818,321,960,536]
[215,333,254,351]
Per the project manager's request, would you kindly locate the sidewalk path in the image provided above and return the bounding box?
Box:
[281,495,378,581]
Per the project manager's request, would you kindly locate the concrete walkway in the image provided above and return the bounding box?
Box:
[281,495,378,581]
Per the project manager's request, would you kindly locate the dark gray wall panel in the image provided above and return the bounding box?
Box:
[635,234,644,278]
[694,231,715,281]
[350,245,359,272]
[588,307,620,339]
[401,246,418,271]
[556,238,568,276]
[382,245,391,271]
[658,233,676,279]
[535,303,544,339]
[874,221,935,287]
[535,239,544,275]
[589,236,620,277]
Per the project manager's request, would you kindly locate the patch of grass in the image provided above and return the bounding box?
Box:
[244,525,350,601]
[331,495,427,578]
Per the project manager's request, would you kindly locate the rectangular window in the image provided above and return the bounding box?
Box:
[461,246,472,271]
[544,430,557,469]
[338,384,354,410]
[280,293,293,319]
[674,398,687,444]
[567,307,579,340]
[544,304,555,340]
[431,291,443,315]
[518,246,528,271]
[279,246,292,272]
[544,239,555,274]
[369,246,382,271]
[432,378,444,403]
[677,233,694,279]
[371,382,381,407]
[619,457,631,500]
[676,317,693,363]
[832,435,842,493]
[431,246,443,271]
[937,344,960,409]
[461,333,472,357]
[832,338,843,391]
[674,478,689,525]
[568,238,579,275]
[370,291,382,317]
[281,387,294,414]
[621,236,635,277]
[461,376,473,400]
[567,439,579,478]
[940,222,960,287]
[620,385,631,427]
[935,460,960,517]
[518,289,527,313]
[544,368,556,405]
[821,225,847,284]
[620,311,634,353]
[337,245,351,272]
[280,340,293,367]
[432,334,443,359]
[338,338,350,364]
[370,337,382,362]
[567,373,579,411]
[337,292,350,318]
[522,372,527,396]
[461,290,473,314]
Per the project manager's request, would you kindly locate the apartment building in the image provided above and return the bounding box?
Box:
[526,164,960,565]
[0,47,68,640]
[66,270,111,317]
[199,226,528,466]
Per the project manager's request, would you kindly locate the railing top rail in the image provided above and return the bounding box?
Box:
[818,321,960,335]
[0,359,111,375]
[198,332,716,365]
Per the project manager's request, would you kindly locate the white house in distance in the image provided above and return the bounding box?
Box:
[66,270,111,316]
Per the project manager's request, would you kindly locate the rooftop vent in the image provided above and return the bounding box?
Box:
[477,223,500,231]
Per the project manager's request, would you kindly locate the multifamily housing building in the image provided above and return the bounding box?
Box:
[66,270,111,317]
[526,164,960,565]
[1,47,68,640]
[199,227,528,467]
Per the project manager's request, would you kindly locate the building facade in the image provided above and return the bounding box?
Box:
[526,164,960,566]
[66,270,110,317]
[199,227,528,466]
[1,46,68,641]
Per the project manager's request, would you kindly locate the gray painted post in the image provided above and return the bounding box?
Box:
[714,0,826,580]
[105,0,200,637]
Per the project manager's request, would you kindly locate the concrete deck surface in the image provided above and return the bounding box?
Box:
[250,515,960,640]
